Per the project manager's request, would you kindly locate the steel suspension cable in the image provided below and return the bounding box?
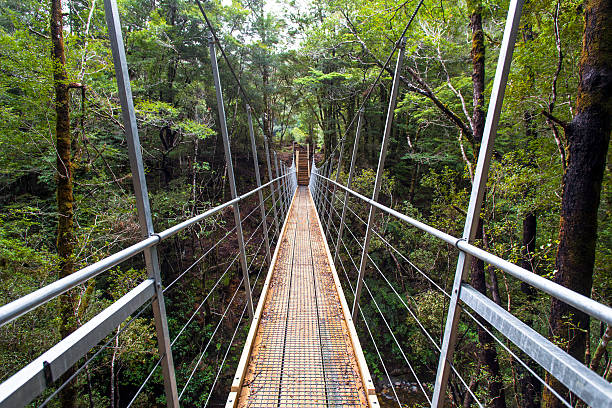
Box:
[178,276,244,398]
[170,207,274,347]
[321,184,446,305]
[171,256,238,346]
[335,213,482,406]
[318,0,426,167]
[331,230,430,401]
[39,298,154,407]
[178,234,270,400]
[461,308,572,408]
[164,187,276,294]
[126,355,164,408]
[326,194,451,344]
[202,302,247,407]
[342,198,450,297]
[335,239,403,408]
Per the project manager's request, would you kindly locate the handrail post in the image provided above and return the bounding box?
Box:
[312,161,319,205]
[280,161,286,212]
[103,0,179,405]
[309,163,315,198]
[209,35,254,319]
[292,159,297,193]
[296,150,300,183]
[273,151,284,216]
[246,105,271,264]
[263,136,280,240]
[334,109,365,264]
[318,161,328,211]
[325,136,347,238]
[316,166,322,209]
[314,163,322,208]
[352,37,406,322]
[321,153,334,236]
[307,144,310,176]
[431,1,524,405]
[283,162,290,209]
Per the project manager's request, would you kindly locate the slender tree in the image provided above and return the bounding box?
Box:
[466,0,507,406]
[543,0,612,406]
[51,0,76,405]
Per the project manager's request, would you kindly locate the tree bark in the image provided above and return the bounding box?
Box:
[51,0,76,405]
[516,25,543,404]
[590,325,612,373]
[467,0,507,406]
[468,0,485,148]
[544,0,612,406]
[471,223,507,408]
[515,211,542,408]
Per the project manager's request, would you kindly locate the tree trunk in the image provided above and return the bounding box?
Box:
[262,63,274,145]
[515,211,542,408]
[468,0,485,149]
[471,223,507,408]
[544,0,612,406]
[51,0,76,405]
[467,0,507,406]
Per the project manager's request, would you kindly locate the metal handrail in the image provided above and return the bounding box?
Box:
[313,172,612,326]
[311,169,612,406]
[313,172,489,404]
[0,172,294,328]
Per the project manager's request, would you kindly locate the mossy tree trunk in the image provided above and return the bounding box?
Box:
[467,0,507,406]
[51,0,76,406]
[544,0,612,406]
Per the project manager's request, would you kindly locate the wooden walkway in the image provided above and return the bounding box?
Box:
[227,187,379,407]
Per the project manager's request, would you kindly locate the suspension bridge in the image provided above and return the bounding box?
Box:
[1,0,612,406]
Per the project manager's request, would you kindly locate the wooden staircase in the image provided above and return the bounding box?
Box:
[296,147,310,186]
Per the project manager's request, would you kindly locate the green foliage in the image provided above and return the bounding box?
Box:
[0,0,610,406]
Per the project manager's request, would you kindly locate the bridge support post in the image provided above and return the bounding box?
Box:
[209,35,254,319]
[313,164,321,209]
[334,109,365,265]
[279,160,286,213]
[321,152,335,236]
[263,136,280,241]
[103,0,179,405]
[352,37,406,322]
[431,0,524,406]
[290,155,297,194]
[325,136,346,238]
[317,163,326,212]
[316,161,327,212]
[313,162,320,207]
[307,144,310,176]
[246,105,272,264]
[309,163,315,199]
[281,161,290,211]
[273,152,284,216]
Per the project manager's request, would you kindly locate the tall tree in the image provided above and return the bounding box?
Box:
[51,0,76,405]
[466,0,507,407]
[544,0,612,406]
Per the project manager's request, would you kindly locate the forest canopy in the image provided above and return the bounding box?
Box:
[0,0,610,406]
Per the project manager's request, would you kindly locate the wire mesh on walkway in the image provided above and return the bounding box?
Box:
[234,187,370,407]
